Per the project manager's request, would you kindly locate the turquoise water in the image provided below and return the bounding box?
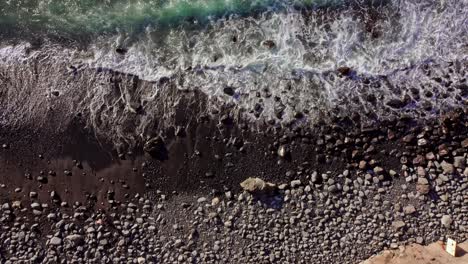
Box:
[0,0,348,39]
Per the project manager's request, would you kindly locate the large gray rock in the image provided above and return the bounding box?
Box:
[240,177,277,195]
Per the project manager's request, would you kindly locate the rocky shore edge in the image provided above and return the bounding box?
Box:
[0,102,467,263]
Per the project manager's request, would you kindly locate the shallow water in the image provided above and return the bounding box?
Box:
[0,0,466,147]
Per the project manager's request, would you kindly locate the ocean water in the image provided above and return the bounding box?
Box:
[0,0,466,147]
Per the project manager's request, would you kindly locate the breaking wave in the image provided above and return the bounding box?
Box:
[0,0,466,148]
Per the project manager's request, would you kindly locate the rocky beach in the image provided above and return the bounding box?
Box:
[1,0,467,263]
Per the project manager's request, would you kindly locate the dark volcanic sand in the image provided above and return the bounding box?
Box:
[0,67,467,263]
[1,99,467,263]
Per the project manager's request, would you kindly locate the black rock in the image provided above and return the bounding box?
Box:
[115,48,128,54]
[223,86,235,96]
[262,40,276,49]
[337,66,352,76]
[144,137,168,161]
[386,99,407,109]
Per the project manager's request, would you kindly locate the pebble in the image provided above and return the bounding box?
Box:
[440,161,454,174]
[441,215,452,228]
[49,237,62,246]
[403,205,416,215]
[290,180,302,188]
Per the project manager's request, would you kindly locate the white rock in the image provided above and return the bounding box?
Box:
[441,215,452,228]
[290,180,302,188]
[49,237,62,246]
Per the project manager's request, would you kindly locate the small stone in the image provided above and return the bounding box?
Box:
[224,221,233,228]
[417,138,428,146]
[453,156,465,168]
[65,235,84,246]
[50,237,62,246]
[417,167,426,177]
[12,201,22,209]
[392,221,406,231]
[416,237,424,244]
[211,197,220,206]
[137,257,146,264]
[416,184,430,195]
[359,161,367,170]
[461,138,468,148]
[337,66,351,76]
[277,145,289,158]
[441,215,452,228]
[262,40,276,49]
[374,167,384,175]
[440,161,454,174]
[223,87,235,96]
[403,205,416,215]
[417,178,429,185]
[32,209,42,216]
[31,203,41,210]
[47,213,56,220]
[426,152,435,160]
[290,180,302,188]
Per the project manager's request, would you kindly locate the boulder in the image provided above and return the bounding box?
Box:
[240,177,277,195]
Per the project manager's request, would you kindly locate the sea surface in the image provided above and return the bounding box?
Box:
[0,0,466,147]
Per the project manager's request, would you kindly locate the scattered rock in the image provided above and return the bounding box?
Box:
[441,215,452,228]
[240,177,277,195]
[440,161,454,174]
[49,237,62,246]
[262,40,276,49]
[403,205,416,215]
[223,86,235,96]
[453,156,465,168]
[65,235,84,246]
[277,145,289,158]
[392,220,406,231]
[143,137,168,160]
[337,66,352,76]
[290,180,302,188]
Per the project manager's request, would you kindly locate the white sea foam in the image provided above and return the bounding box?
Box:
[0,0,466,146]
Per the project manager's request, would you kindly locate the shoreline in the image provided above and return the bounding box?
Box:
[1,101,466,262]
